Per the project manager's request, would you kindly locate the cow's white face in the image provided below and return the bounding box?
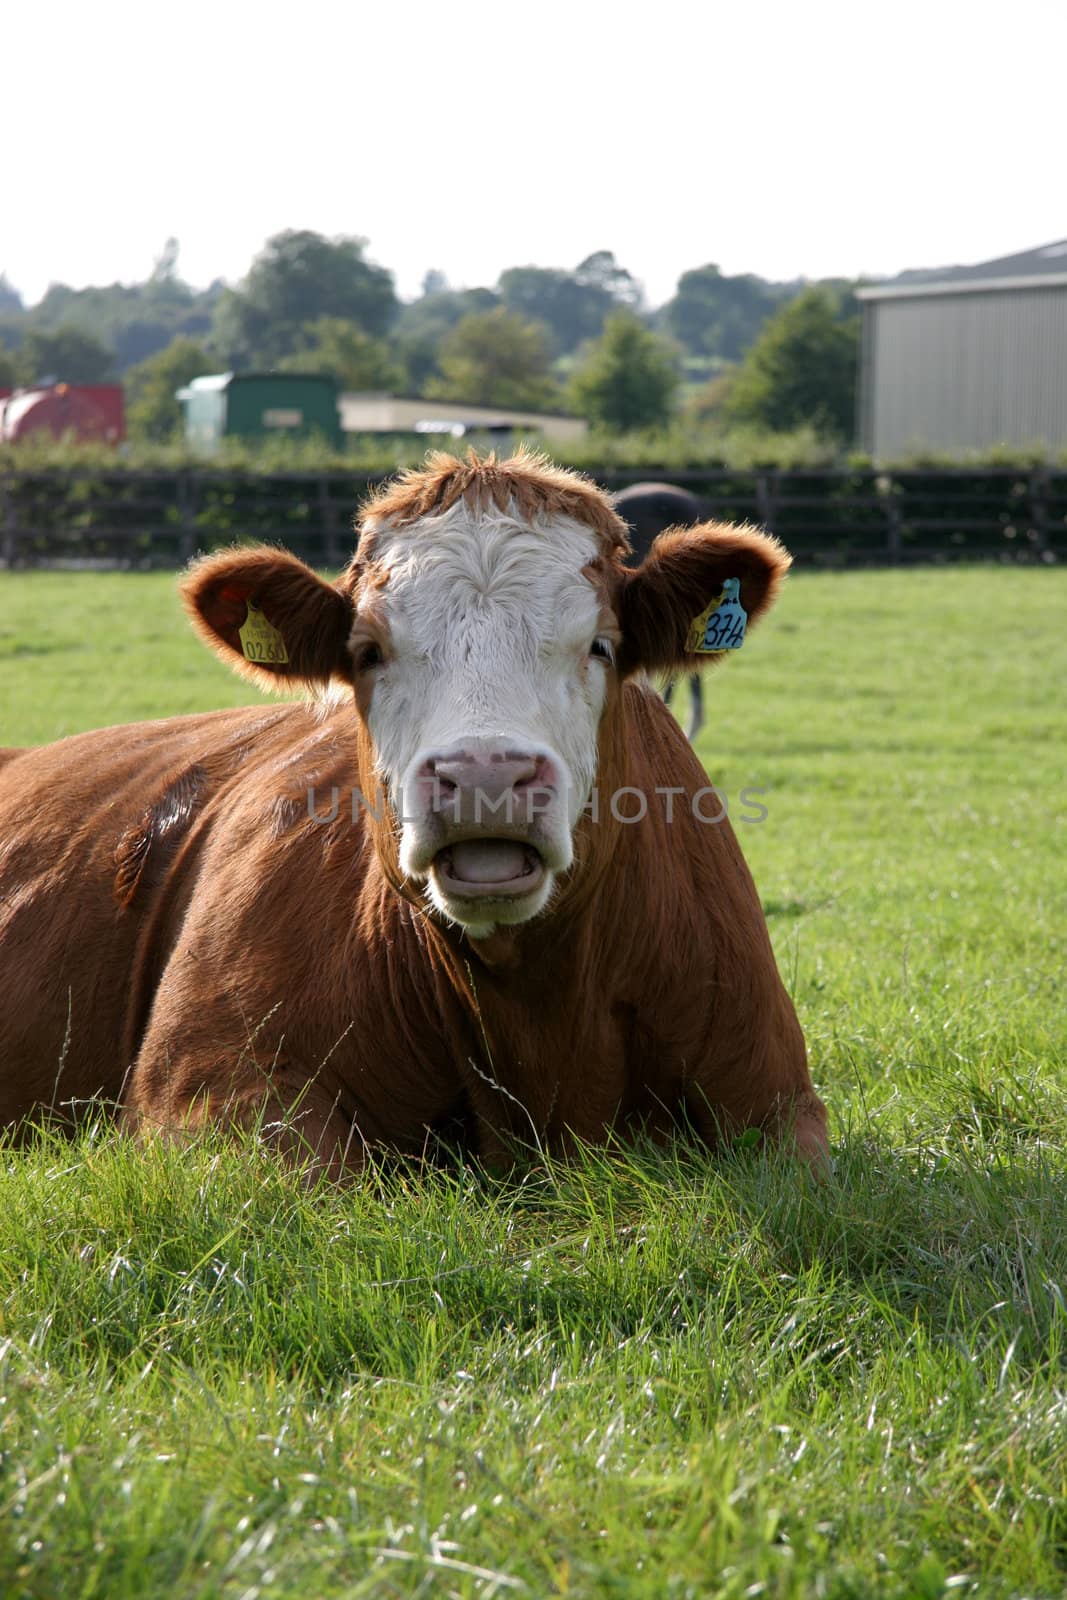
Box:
[187,454,791,941]
[352,501,617,933]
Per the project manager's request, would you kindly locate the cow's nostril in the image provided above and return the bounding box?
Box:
[510,762,539,791]
[513,757,556,794]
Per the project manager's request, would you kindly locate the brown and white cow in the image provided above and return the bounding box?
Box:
[0,452,827,1173]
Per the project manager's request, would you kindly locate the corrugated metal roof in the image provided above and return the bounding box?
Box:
[857,239,1067,300]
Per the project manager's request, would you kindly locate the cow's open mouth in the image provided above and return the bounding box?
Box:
[431,839,546,899]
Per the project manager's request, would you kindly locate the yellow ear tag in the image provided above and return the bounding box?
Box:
[238,600,289,665]
[686,577,747,654]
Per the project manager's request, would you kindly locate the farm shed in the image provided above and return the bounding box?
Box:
[857,239,1067,460]
[177,373,342,451]
[338,393,587,445]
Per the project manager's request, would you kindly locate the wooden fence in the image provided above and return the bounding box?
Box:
[1,466,1064,568]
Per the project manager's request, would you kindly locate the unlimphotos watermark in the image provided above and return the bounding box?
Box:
[305,784,769,827]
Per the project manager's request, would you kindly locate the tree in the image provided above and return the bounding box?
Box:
[0,274,22,315]
[685,367,738,425]
[568,312,679,432]
[574,251,641,310]
[419,268,449,299]
[392,286,500,392]
[212,230,396,366]
[19,325,116,384]
[497,253,639,356]
[124,337,213,440]
[665,264,788,362]
[0,346,17,388]
[23,272,219,371]
[279,317,401,392]
[724,287,860,439]
[426,309,559,411]
[150,237,181,284]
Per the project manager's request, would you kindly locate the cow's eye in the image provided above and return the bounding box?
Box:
[590,636,615,665]
[353,641,384,672]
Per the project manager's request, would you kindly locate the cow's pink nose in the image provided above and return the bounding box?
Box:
[423,751,557,822]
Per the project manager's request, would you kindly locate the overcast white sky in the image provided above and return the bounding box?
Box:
[4,0,1065,309]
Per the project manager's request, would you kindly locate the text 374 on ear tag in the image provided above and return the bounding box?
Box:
[687,577,748,654]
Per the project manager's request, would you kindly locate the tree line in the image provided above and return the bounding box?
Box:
[0,233,860,444]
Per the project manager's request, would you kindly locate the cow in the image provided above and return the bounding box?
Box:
[613,482,706,743]
[0,451,827,1175]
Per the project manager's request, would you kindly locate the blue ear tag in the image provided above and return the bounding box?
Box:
[686,577,748,654]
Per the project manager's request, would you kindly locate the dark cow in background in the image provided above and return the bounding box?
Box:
[613,482,706,741]
[0,452,827,1174]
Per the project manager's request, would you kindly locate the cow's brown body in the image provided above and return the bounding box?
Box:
[0,689,819,1165]
[0,451,826,1171]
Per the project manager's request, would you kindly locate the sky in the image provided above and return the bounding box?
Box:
[4,0,1066,310]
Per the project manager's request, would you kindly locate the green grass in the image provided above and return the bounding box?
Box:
[0,571,277,740]
[1,566,1066,1597]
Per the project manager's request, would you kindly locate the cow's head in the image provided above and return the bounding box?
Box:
[184,452,790,935]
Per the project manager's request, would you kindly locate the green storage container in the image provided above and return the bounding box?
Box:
[177,372,341,451]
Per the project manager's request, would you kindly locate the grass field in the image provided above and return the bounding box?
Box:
[1,564,1065,1598]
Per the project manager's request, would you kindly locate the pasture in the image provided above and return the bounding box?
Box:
[1,564,1065,1598]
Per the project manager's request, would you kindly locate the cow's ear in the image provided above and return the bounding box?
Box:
[182,547,355,691]
[616,523,791,677]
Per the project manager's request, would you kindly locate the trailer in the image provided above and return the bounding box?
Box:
[1,384,126,445]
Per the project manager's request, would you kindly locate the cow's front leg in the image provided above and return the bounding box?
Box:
[761,1088,830,1166]
[685,1076,829,1168]
[123,1074,366,1183]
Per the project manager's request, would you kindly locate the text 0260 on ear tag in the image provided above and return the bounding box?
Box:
[238,601,289,665]
[686,577,747,654]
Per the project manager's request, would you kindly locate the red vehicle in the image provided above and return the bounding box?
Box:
[0,383,125,445]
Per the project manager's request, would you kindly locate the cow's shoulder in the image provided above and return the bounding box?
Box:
[114,761,211,908]
[128,698,363,871]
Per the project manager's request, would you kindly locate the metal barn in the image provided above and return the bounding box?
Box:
[857,240,1067,460]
